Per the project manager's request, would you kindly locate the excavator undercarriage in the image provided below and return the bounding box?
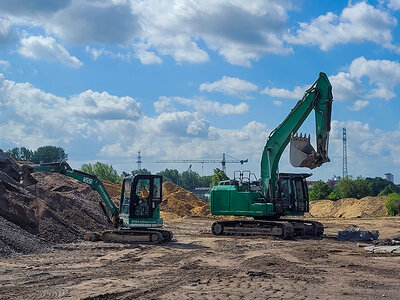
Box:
[211,219,323,239]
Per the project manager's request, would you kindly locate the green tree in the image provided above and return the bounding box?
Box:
[157,169,180,184]
[378,185,400,196]
[211,168,229,187]
[328,191,339,200]
[181,170,201,190]
[134,168,152,175]
[199,175,213,187]
[337,177,371,199]
[365,177,394,196]
[385,193,400,216]
[7,147,33,161]
[31,146,67,163]
[309,181,331,201]
[81,162,122,184]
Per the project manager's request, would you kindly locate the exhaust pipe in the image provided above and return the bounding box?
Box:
[290,133,329,169]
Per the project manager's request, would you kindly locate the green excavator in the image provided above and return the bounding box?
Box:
[210,72,333,238]
[21,162,173,243]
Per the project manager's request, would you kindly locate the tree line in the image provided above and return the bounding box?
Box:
[7,146,67,164]
[309,176,400,201]
[309,177,400,216]
[7,146,226,190]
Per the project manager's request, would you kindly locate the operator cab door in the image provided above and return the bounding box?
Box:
[125,175,162,219]
[275,175,309,213]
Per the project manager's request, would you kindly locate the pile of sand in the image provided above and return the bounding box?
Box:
[309,196,388,218]
[101,180,121,199]
[161,181,210,218]
[0,150,110,257]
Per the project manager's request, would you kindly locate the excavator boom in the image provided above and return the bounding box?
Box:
[261,72,333,197]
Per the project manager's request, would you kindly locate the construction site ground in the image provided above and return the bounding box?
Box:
[1,216,399,300]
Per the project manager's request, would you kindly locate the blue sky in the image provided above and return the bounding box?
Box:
[1,0,400,183]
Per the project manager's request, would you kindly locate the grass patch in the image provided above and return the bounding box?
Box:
[385,193,400,216]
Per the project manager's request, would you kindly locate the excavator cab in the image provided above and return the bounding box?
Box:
[120,175,162,220]
[274,173,310,214]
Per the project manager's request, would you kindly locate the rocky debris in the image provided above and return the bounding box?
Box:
[161,181,210,218]
[373,236,400,246]
[309,196,388,218]
[0,152,110,257]
[0,216,46,257]
[337,225,379,242]
[365,236,400,253]
[0,150,20,181]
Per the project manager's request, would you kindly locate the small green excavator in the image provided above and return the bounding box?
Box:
[210,72,333,238]
[21,162,173,243]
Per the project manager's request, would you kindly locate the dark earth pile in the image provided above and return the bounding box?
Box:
[0,150,109,257]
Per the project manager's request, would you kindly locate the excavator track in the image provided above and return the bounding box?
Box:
[212,220,295,239]
[88,229,173,244]
[280,219,324,237]
[211,219,323,239]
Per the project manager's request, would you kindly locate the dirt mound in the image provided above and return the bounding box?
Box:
[0,151,110,257]
[101,180,121,199]
[161,181,210,218]
[309,196,388,218]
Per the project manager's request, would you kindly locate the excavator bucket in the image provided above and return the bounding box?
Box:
[19,165,38,187]
[290,133,317,168]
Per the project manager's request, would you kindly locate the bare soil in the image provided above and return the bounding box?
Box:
[1,153,400,299]
[0,216,399,300]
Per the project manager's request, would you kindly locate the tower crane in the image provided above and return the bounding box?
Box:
[155,153,248,175]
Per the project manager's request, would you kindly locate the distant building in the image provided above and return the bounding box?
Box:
[384,173,394,183]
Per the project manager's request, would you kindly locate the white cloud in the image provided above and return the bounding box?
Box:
[1,0,293,66]
[0,74,140,148]
[328,72,362,101]
[133,46,162,65]
[329,120,400,177]
[0,60,10,70]
[154,96,249,115]
[285,2,399,53]
[348,56,400,101]
[0,17,17,45]
[261,85,308,99]
[349,56,400,86]
[85,46,131,61]
[45,0,140,45]
[386,0,400,10]
[18,35,83,68]
[68,90,142,120]
[350,100,369,111]
[273,100,283,106]
[131,0,292,66]
[200,76,258,98]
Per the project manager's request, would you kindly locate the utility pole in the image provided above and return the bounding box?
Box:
[136,150,142,170]
[343,128,348,178]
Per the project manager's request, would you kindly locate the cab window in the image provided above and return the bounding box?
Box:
[153,178,161,199]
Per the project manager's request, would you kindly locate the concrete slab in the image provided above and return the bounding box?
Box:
[364,245,400,253]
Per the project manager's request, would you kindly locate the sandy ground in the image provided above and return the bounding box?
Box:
[0,216,399,300]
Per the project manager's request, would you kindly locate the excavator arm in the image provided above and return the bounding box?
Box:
[260,72,333,198]
[21,162,121,226]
